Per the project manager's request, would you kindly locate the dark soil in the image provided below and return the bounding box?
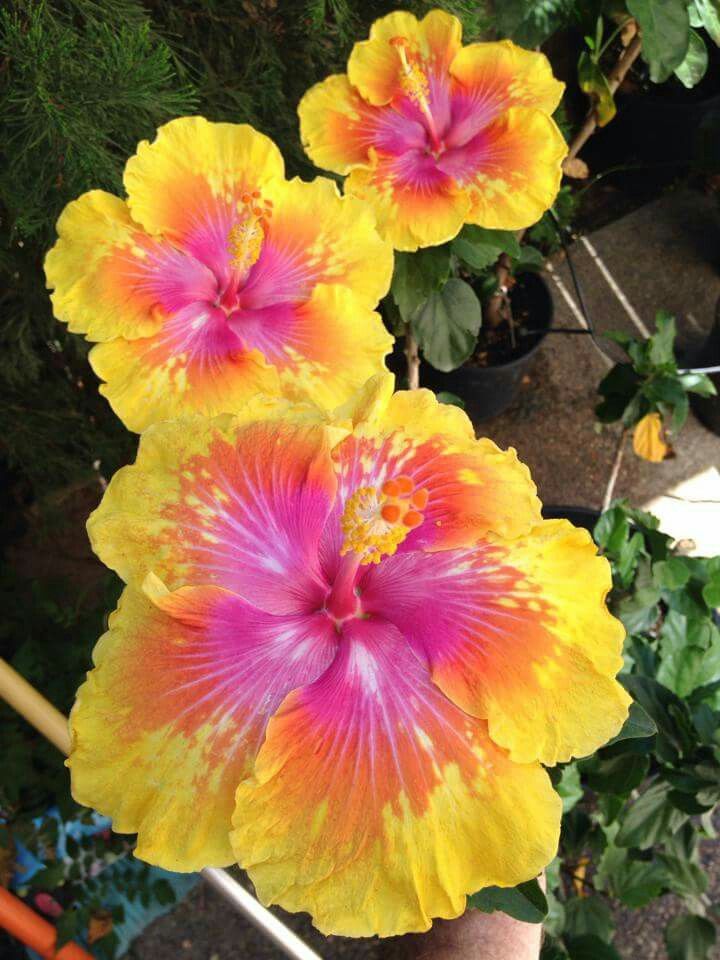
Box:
[466,276,547,368]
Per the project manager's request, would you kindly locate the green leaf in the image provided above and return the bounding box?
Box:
[649,312,678,366]
[577,52,616,125]
[675,28,709,86]
[494,0,576,47]
[391,249,452,322]
[541,942,570,960]
[665,914,716,960]
[469,878,548,923]
[596,364,641,424]
[680,372,717,396]
[594,503,631,554]
[451,226,520,271]
[616,781,689,849]
[585,754,650,794]
[657,852,708,898]
[628,0,691,82]
[545,887,566,938]
[33,862,66,889]
[557,763,583,813]
[621,675,695,759]
[658,642,720,698]
[691,0,720,44]
[616,531,645,587]
[564,896,614,941]
[55,910,79,950]
[703,578,720,608]
[606,702,657,745]
[515,244,545,273]
[602,854,668,908]
[565,937,622,960]
[654,557,692,590]
[435,391,465,409]
[411,278,481,373]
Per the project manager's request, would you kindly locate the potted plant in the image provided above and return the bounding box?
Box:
[384,230,554,420]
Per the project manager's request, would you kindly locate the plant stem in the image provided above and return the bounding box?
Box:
[485,251,514,329]
[564,32,643,168]
[405,324,420,390]
[603,427,627,511]
[487,28,642,340]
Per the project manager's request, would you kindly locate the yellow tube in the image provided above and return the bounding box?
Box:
[0,658,71,756]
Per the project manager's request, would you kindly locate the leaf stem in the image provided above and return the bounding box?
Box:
[405,324,420,390]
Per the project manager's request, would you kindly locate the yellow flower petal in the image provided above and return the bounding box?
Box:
[348,9,462,106]
[69,583,337,870]
[45,191,164,342]
[450,40,564,115]
[330,384,542,548]
[86,415,339,598]
[123,116,284,241]
[275,284,392,411]
[410,519,630,765]
[231,619,560,936]
[464,106,567,230]
[262,175,393,309]
[298,74,377,175]
[89,340,279,434]
[345,150,471,251]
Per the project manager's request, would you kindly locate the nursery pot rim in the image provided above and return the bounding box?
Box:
[460,269,553,373]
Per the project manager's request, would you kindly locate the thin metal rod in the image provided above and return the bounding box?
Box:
[0,658,323,960]
[202,868,322,960]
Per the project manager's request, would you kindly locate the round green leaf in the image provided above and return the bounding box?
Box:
[628,0,691,82]
[411,278,482,372]
[665,914,717,960]
[675,29,709,87]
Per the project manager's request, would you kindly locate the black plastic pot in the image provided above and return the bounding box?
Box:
[541,505,600,534]
[689,303,720,437]
[389,272,553,423]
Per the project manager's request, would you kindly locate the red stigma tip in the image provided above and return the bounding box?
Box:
[381,504,401,523]
[403,510,423,528]
[382,479,400,498]
[411,488,429,510]
[395,475,414,496]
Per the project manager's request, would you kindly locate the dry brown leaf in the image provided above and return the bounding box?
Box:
[633,412,670,462]
[563,157,590,179]
[88,910,113,945]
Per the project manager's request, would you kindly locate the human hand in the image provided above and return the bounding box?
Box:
[385,906,543,960]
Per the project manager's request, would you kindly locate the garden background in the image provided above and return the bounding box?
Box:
[2,2,720,959]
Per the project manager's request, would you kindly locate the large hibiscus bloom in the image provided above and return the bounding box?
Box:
[299,10,567,251]
[70,375,629,936]
[45,117,393,431]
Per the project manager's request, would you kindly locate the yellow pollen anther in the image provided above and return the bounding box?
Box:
[340,475,428,565]
[390,36,430,107]
[228,193,273,274]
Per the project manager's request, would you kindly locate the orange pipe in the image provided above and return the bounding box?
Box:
[0,887,94,960]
